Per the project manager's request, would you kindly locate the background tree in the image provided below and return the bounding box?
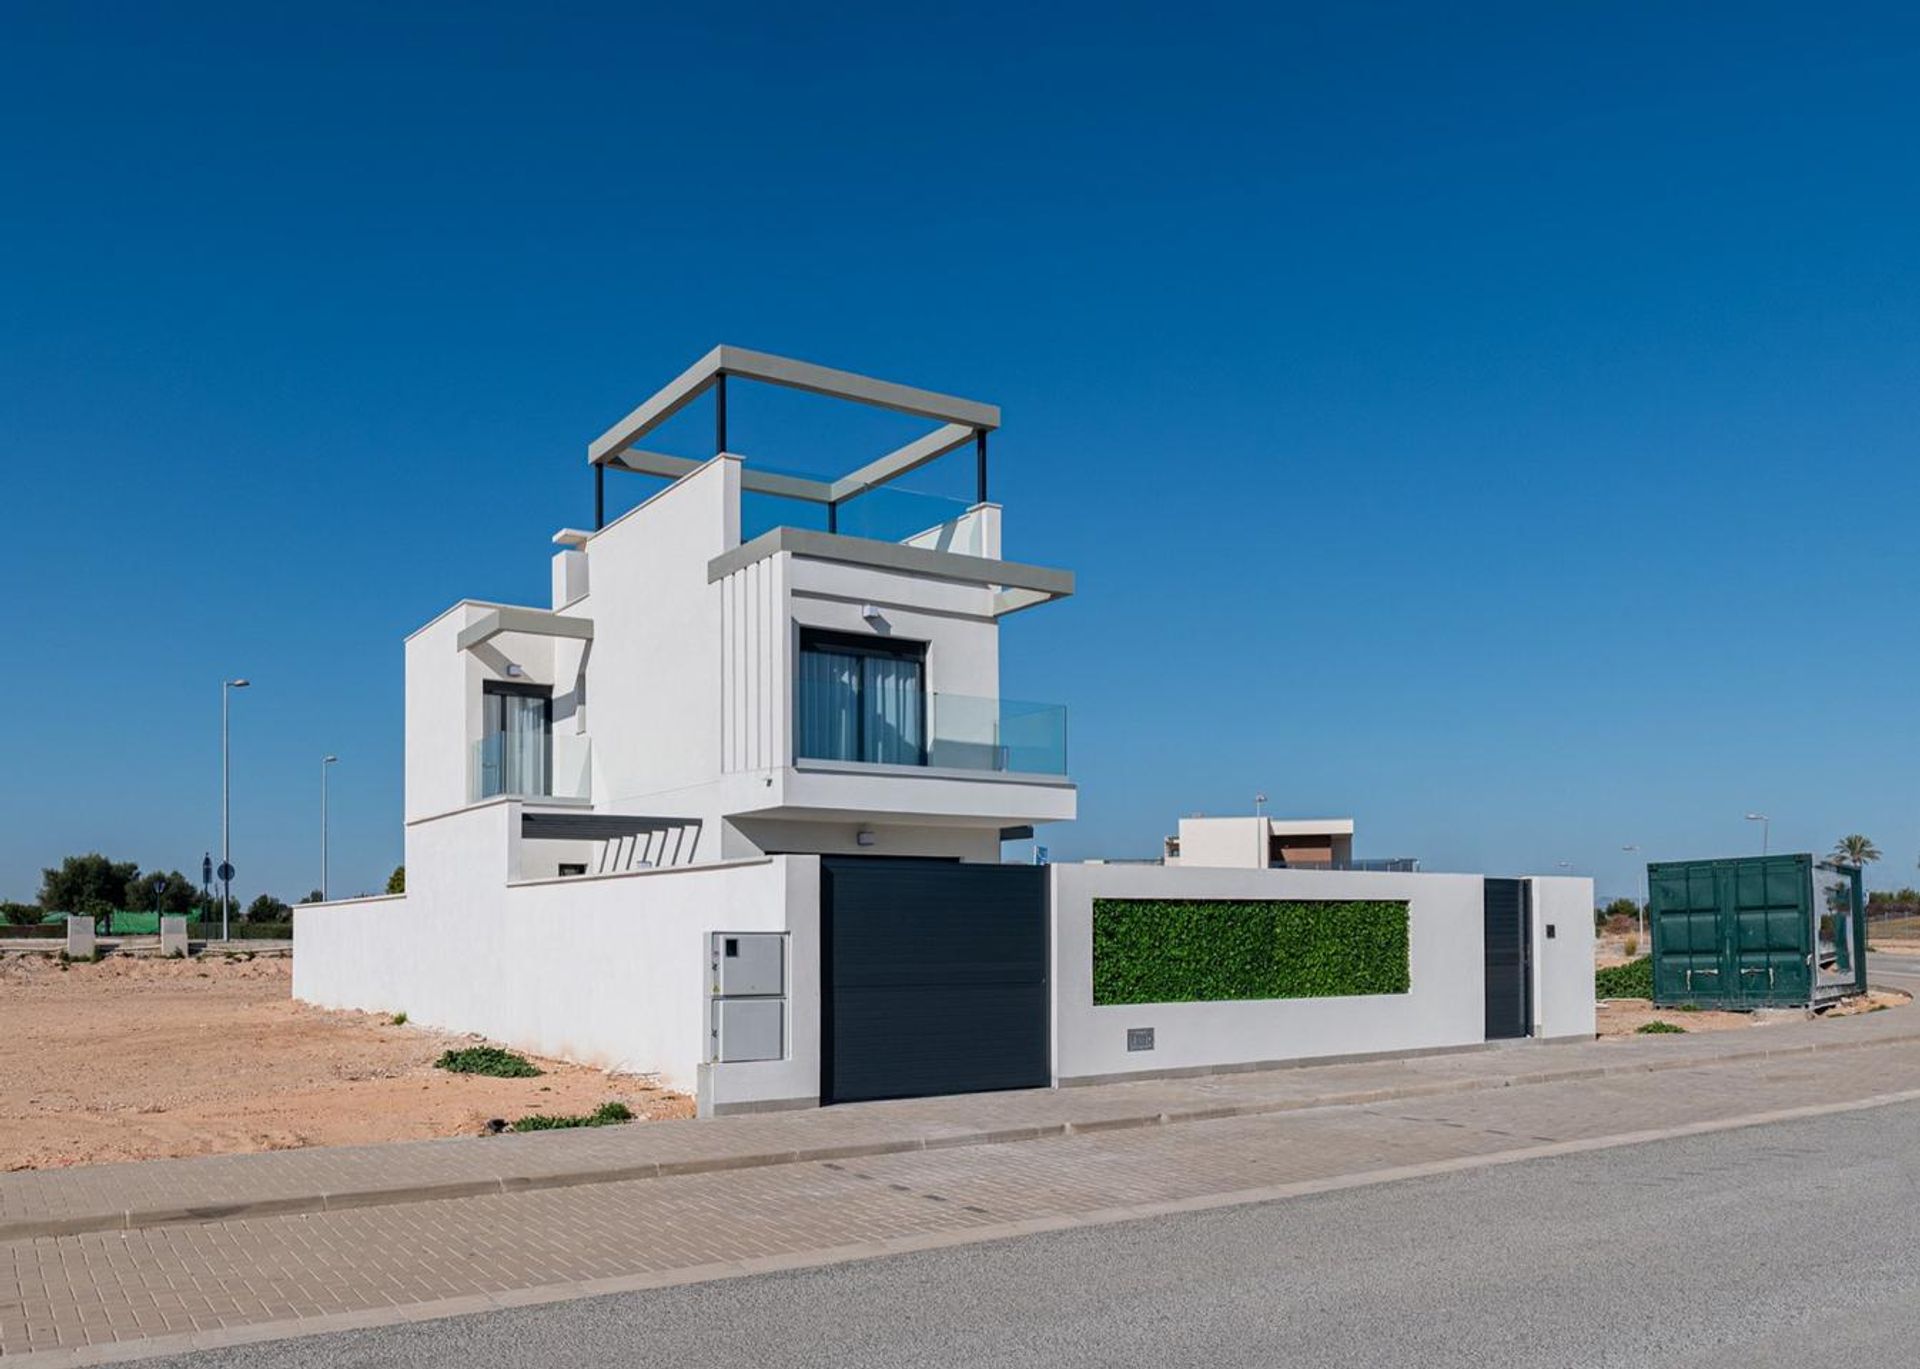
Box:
[245,893,292,923]
[1595,896,1642,930]
[38,854,137,917]
[124,870,199,915]
[1831,834,1881,867]
[0,900,41,925]
[386,865,405,894]
[201,894,241,925]
[298,889,325,904]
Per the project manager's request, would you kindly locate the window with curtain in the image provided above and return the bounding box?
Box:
[480,682,552,797]
[796,629,925,765]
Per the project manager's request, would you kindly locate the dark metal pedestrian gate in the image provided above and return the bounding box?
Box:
[1483,878,1532,1040]
[820,857,1050,1105]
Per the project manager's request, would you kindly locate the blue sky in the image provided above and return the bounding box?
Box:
[3,2,1917,905]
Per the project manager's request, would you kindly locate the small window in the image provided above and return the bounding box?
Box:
[558,863,587,877]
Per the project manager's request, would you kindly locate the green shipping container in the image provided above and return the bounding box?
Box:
[1647,855,1866,1009]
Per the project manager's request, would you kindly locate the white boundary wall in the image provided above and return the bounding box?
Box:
[294,850,822,1107]
[1050,863,1594,1084]
[1528,875,1598,1041]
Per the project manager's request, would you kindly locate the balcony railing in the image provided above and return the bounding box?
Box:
[794,691,1068,777]
[470,733,591,803]
[926,693,1067,776]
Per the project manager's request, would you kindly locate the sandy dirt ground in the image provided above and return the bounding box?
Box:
[1596,989,1909,1038]
[0,952,692,1171]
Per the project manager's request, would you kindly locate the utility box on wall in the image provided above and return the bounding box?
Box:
[1648,855,1866,1010]
[709,932,787,1063]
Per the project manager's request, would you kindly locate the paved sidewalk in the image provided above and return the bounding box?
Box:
[4,1002,1915,1244]
[4,1027,1919,1364]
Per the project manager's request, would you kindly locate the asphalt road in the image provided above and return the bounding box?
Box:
[1871,952,1920,993]
[146,1095,1920,1369]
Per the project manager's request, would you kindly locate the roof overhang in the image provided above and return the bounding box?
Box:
[708,526,1072,617]
[455,606,595,653]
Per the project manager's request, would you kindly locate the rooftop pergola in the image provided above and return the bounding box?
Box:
[586,346,1000,533]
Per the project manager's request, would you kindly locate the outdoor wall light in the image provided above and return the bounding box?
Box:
[856,829,876,847]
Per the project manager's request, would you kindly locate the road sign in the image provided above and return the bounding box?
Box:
[217,861,235,883]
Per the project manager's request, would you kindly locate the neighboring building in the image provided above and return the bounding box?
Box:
[297,347,1593,1116]
[1164,815,1415,871]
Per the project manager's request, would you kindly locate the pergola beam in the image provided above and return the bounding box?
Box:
[587,345,999,467]
[828,423,979,504]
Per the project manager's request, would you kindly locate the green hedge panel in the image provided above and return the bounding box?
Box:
[1092,898,1411,1006]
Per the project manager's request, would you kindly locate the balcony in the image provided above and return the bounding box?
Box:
[926,693,1067,776]
[795,690,1067,778]
[469,734,591,804]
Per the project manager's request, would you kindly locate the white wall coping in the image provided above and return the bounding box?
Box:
[403,794,592,830]
[294,893,407,911]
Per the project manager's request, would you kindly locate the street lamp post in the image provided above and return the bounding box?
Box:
[321,755,338,901]
[1745,812,1770,856]
[1622,845,1645,946]
[221,678,250,941]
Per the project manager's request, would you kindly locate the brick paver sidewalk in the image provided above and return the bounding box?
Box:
[3,1003,1914,1246]
[3,1018,1918,1363]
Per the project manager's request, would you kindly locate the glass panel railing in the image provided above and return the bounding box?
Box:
[926,693,1067,776]
[469,733,590,802]
[740,484,975,546]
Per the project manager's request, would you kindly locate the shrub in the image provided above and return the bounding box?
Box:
[1092,898,1410,1006]
[1623,934,1640,958]
[509,1102,633,1132]
[1637,1020,1686,1034]
[1595,956,1653,999]
[436,1045,542,1078]
[390,1012,409,1026]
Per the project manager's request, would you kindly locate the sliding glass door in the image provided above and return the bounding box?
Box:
[479,682,552,798]
[796,630,925,765]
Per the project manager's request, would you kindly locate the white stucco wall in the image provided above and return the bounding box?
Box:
[295,829,819,1101]
[1171,817,1267,869]
[1528,875,1598,1040]
[1050,863,1489,1083]
[571,456,738,859]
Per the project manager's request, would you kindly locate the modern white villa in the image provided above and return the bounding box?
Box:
[297,347,1596,1115]
[1167,815,1357,869]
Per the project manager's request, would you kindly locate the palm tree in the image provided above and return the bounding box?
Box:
[1831,834,1881,867]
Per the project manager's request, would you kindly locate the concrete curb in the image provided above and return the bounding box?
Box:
[6,1022,1918,1246]
[11,1082,1920,1369]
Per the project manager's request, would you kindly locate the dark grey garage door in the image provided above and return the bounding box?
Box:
[821,857,1049,1105]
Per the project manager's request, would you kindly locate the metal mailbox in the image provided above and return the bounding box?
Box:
[708,931,787,1064]
[711,932,785,998]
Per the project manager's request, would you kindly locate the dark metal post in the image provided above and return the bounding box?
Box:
[975,430,988,505]
[826,502,837,534]
[715,373,728,455]
[594,462,605,530]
